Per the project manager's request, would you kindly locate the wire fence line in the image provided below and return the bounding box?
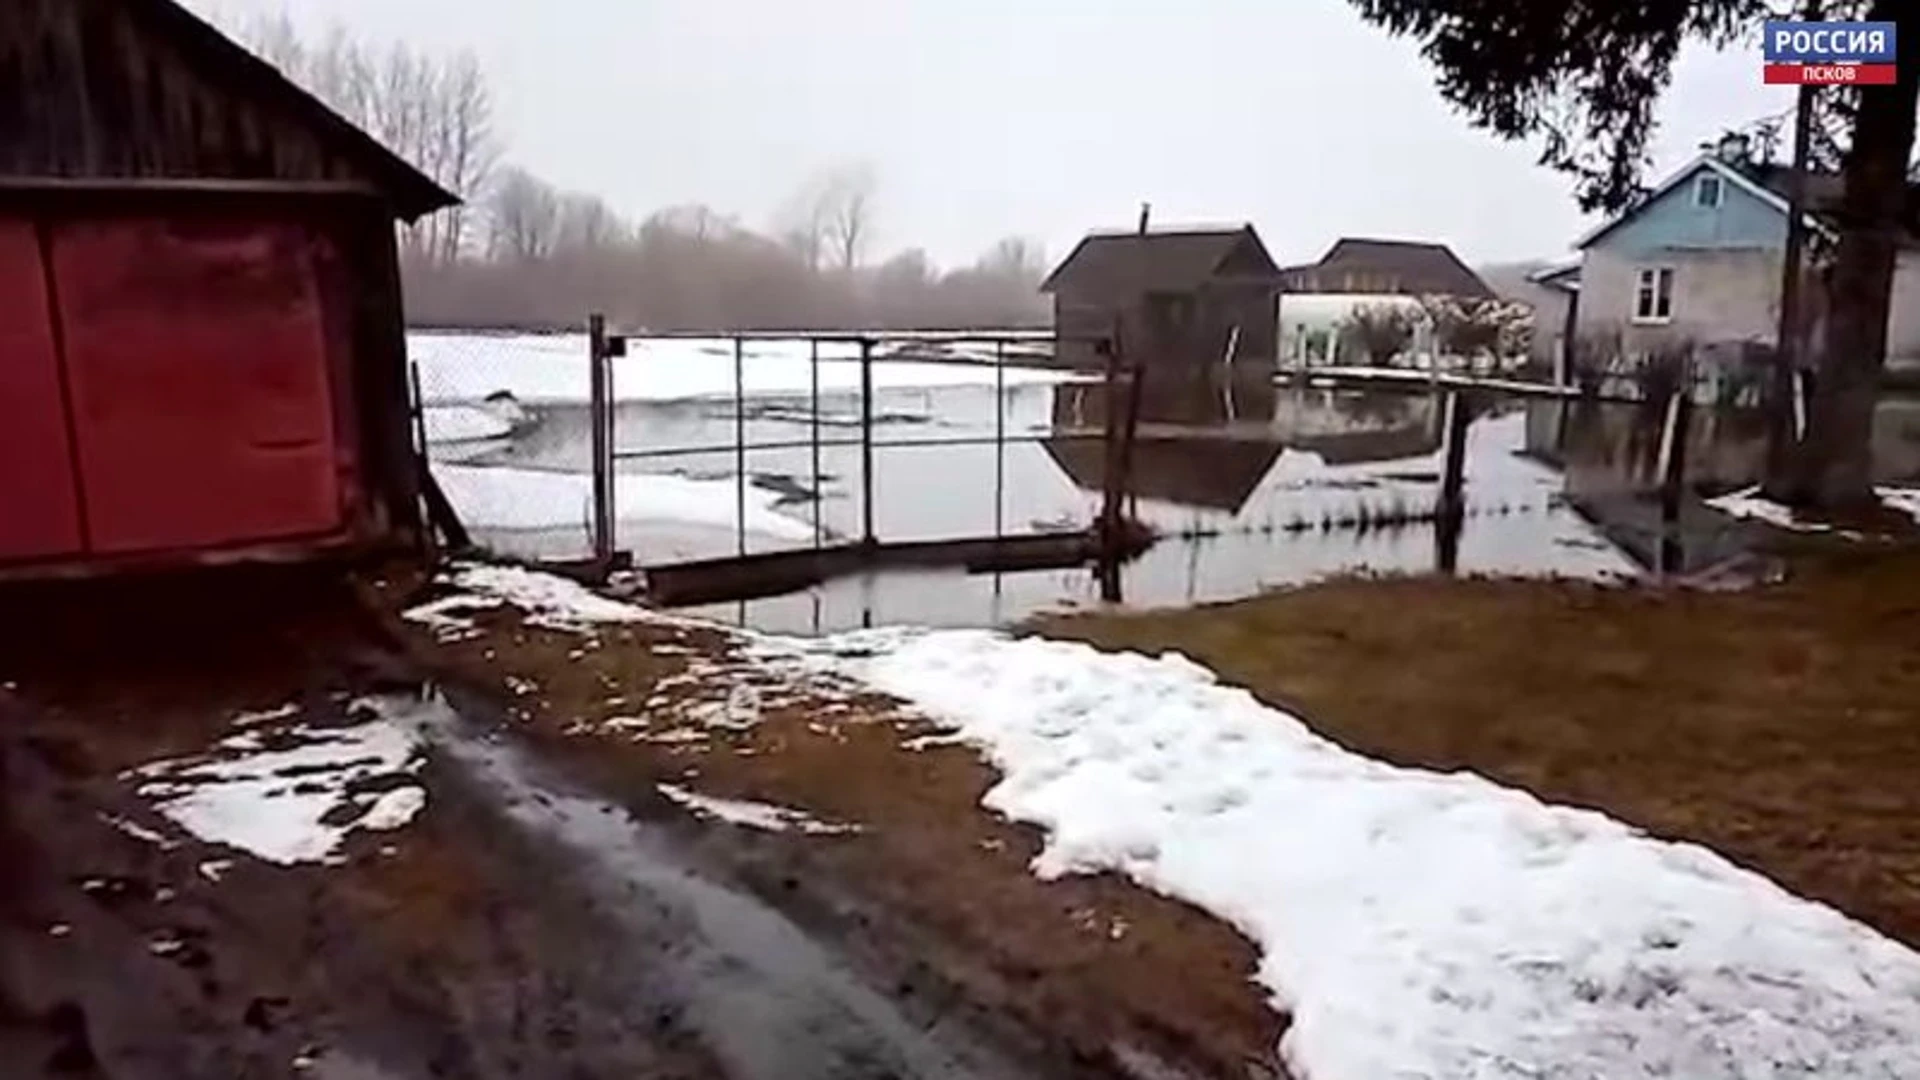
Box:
[404,322,1133,572]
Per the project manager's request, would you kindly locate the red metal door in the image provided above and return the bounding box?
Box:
[52,216,343,555]
[0,219,85,563]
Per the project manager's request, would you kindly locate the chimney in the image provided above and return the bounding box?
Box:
[1137,202,1152,235]
[1716,131,1753,166]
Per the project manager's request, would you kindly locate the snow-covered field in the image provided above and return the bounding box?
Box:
[409,332,1074,406]
[419,564,1920,1080]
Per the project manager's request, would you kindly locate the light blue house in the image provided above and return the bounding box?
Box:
[1553,138,1920,368]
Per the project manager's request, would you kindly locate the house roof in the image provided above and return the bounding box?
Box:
[1526,256,1582,293]
[128,0,460,219]
[1568,153,1890,251]
[1039,225,1282,296]
[1278,238,1496,298]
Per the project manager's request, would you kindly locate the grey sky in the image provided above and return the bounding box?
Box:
[193,0,1792,271]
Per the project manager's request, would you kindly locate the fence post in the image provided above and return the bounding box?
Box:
[994,338,1007,539]
[860,337,876,548]
[1657,384,1694,576]
[1099,331,1126,562]
[734,337,747,557]
[1435,390,1470,574]
[588,314,614,571]
[810,339,822,550]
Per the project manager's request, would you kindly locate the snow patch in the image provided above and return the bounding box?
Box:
[430,563,653,629]
[657,783,859,835]
[422,404,514,444]
[1710,485,1920,535]
[434,463,815,541]
[409,332,1071,406]
[127,704,428,866]
[800,627,1920,1080]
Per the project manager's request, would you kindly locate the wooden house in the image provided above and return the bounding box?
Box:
[0,0,457,579]
[1041,224,1284,371]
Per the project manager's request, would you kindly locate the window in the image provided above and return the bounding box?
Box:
[1633,267,1675,323]
[1694,173,1723,209]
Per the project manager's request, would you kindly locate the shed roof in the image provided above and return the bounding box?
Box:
[1040,225,1282,296]
[1279,238,1495,299]
[103,0,458,219]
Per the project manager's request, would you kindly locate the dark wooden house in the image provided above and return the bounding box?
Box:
[1278,238,1494,298]
[1041,225,1284,371]
[0,0,457,579]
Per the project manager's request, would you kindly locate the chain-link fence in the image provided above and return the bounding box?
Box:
[409,327,602,563]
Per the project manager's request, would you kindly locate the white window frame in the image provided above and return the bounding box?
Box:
[1632,266,1676,324]
[1694,173,1724,209]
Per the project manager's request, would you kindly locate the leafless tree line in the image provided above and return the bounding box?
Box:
[230,14,1050,330]
[238,13,495,264]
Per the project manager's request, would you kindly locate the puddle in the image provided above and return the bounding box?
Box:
[390,693,1030,1080]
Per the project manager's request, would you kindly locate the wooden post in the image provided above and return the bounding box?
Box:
[408,362,468,557]
[860,337,876,548]
[1435,390,1470,574]
[1657,385,1695,576]
[734,337,747,557]
[1099,330,1126,561]
[588,314,614,570]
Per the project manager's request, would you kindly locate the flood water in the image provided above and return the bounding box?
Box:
[425,355,1920,635]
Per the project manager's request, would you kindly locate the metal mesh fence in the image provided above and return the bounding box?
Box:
[408,327,600,562]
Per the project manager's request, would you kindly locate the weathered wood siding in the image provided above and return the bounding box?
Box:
[0,0,371,185]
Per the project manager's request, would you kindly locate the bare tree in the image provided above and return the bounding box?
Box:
[228,16,497,264]
[554,194,626,253]
[486,168,563,262]
[819,164,877,272]
[427,52,497,262]
[772,178,832,272]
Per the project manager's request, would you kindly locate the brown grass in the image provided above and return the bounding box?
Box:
[1035,544,1920,946]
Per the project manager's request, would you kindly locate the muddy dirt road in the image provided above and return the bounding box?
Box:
[0,568,1271,1080]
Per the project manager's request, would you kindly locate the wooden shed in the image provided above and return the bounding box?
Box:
[0,0,458,579]
[1041,225,1284,371]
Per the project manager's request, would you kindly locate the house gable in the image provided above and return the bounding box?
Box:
[1578,160,1790,259]
[1211,229,1282,280]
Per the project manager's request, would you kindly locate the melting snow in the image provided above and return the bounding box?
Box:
[408,332,1070,407]
[126,704,428,866]
[410,562,1920,1074]
[1710,485,1920,535]
[434,463,817,542]
[657,784,859,835]
[800,627,1920,1080]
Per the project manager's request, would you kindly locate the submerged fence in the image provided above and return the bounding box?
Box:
[573,322,1149,603]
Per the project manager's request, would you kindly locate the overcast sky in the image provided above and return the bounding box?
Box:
[190,0,1792,271]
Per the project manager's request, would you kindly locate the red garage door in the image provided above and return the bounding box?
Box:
[51,217,344,555]
[0,219,84,562]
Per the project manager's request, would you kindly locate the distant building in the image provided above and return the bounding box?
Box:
[1040,224,1284,371]
[1278,238,1496,299]
[1274,238,1496,368]
[1561,137,1920,364]
[0,0,458,579]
